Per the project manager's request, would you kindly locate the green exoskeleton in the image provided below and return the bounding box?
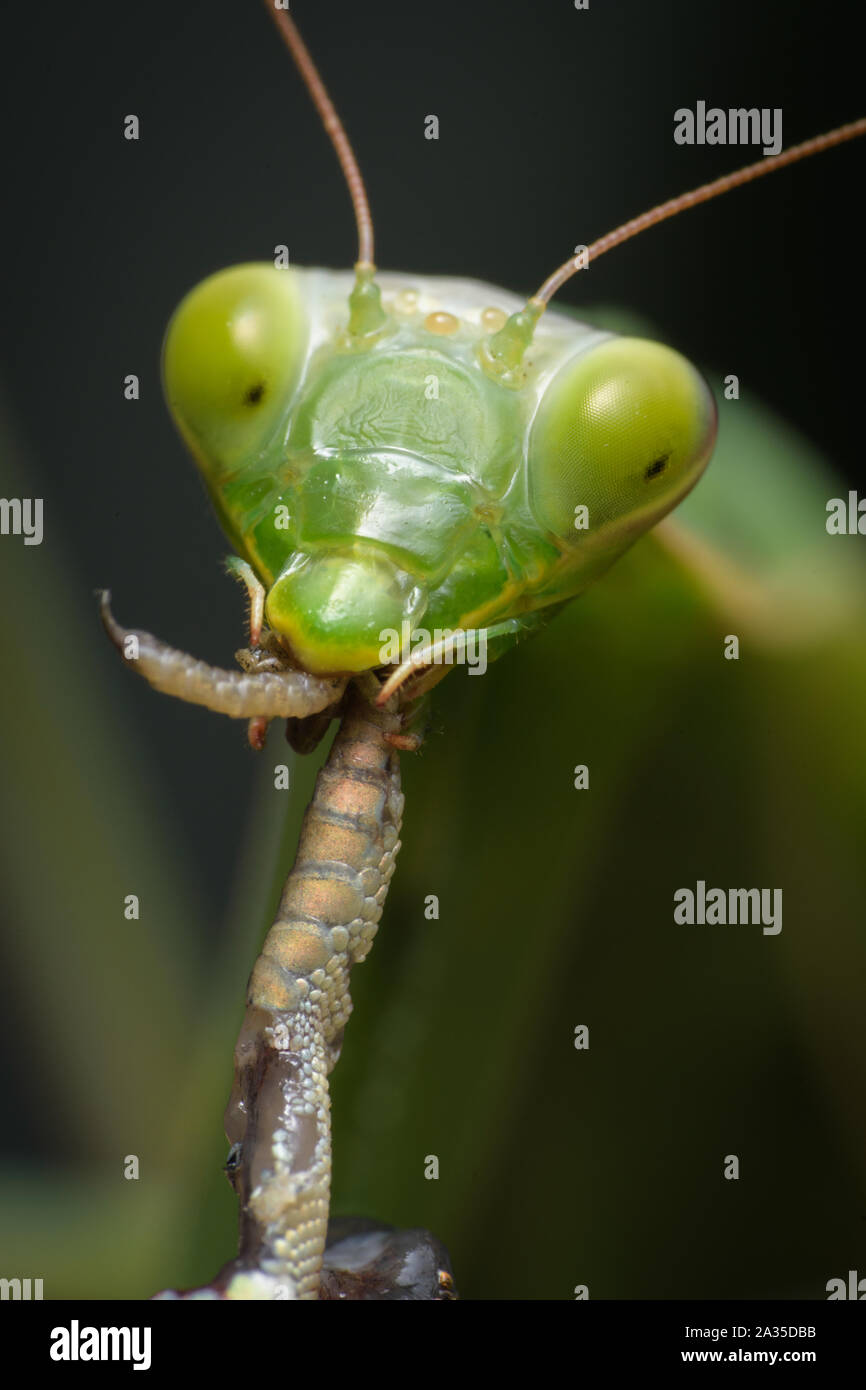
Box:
[102,6,865,1299]
[160,263,716,691]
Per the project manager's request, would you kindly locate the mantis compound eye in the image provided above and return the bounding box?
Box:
[528,336,717,542]
[162,263,308,473]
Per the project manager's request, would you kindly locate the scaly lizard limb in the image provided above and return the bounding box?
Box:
[99,590,452,1297]
[155,681,411,1300]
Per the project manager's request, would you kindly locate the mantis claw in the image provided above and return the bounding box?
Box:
[225,557,266,647]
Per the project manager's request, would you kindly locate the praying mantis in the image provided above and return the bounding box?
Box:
[3,0,861,1301]
[91,1,866,1299]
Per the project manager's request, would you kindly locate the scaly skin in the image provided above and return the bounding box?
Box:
[221,686,405,1299]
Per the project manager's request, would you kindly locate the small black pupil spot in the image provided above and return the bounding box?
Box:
[645,454,669,479]
[244,382,265,405]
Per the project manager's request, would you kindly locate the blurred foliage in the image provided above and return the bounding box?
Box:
[1,319,864,1298]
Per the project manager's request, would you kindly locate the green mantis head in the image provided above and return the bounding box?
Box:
[161,10,866,690]
[161,264,716,677]
[154,10,863,698]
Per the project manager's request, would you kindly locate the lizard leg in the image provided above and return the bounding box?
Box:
[220,686,407,1299]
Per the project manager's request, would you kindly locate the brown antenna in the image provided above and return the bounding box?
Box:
[264,2,375,270]
[531,117,866,308]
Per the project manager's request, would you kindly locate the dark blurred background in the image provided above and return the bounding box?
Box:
[1,0,864,1299]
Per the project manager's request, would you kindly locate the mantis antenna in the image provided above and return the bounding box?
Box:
[264,2,376,274]
[531,117,866,308]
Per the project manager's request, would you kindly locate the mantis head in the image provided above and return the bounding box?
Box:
[106,5,865,734]
[161,7,861,691]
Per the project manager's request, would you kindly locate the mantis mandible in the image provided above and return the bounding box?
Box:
[99,3,865,1298]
